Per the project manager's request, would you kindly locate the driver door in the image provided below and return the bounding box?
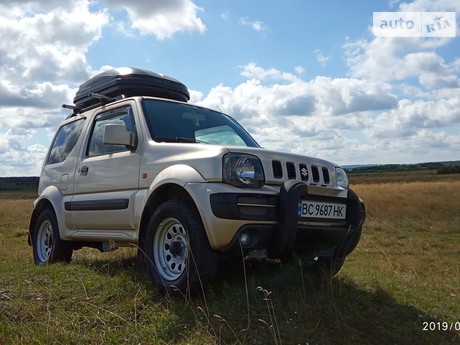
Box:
[69,105,140,231]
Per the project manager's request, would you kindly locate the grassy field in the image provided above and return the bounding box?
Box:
[0,172,459,344]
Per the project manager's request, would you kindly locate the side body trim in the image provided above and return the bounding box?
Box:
[65,198,129,211]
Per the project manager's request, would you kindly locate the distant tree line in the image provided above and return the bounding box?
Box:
[0,177,39,192]
[437,165,460,174]
[346,161,460,174]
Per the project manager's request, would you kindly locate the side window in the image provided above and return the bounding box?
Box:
[47,119,85,165]
[87,107,136,157]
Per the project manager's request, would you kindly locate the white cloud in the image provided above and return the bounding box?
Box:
[370,97,460,138]
[310,76,397,116]
[188,89,204,103]
[0,1,108,84]
[0,1,108,179]
[398,0,460,12]
[197,62,459,165]
[0,0,108,124]
[345,0,459,89]
[0,0,205,112]
[240,62,299,82]
[344,37,459,88]
[333,0,460,164]
[294,66,305,75]
[239,17,268,32]
[0,129,48,177]
[106,0,206,39]
[202,63,397,119]
[314,49,330,66]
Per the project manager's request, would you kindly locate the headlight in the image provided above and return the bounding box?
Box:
[223,153,265,188]
[335,167,349,189]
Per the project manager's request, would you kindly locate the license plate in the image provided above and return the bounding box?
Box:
[297,200,346,219]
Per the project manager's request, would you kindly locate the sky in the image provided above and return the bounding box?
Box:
[0,0,459,176]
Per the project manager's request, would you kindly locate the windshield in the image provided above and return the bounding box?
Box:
[142,99,260,147]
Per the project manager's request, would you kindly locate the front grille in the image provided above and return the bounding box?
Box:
[271,160,332,186]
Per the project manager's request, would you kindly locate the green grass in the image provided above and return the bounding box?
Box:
[1,173,459,344]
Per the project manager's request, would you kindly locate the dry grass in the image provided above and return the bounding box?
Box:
[0,173,459,344]
[347,180,460,321]
[0,197,32,265]
[353,180,460,229]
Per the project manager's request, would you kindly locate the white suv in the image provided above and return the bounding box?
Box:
[29,67,365,294]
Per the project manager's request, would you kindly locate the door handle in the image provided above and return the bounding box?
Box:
[80,166,89,176]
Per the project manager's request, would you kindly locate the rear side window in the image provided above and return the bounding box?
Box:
[47,119,85,165]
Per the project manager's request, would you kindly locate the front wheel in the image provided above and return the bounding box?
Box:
[301,255,345,279]
[31,208,73,264]
[144,200,218,296]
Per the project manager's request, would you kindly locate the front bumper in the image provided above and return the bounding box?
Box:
[186,181,365,258]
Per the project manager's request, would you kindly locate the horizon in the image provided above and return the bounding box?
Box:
[2,160,459,178]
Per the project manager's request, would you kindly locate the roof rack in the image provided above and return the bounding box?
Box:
[72,67,189,110]
[64,67,189,118]
[63,93,121,117]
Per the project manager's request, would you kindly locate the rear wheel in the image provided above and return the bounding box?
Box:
[32,208,73,264]
[145,200,218,296]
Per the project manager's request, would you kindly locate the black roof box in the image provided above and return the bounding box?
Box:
[73,67,190,109]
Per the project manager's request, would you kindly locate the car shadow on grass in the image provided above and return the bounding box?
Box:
[77,253,459,345]
[213,259,460,345]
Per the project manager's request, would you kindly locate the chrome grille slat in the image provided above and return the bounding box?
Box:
[286,162,296,179]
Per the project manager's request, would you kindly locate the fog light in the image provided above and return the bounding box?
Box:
[240,233,251,247]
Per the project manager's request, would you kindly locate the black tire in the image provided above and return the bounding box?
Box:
[303,190,365,278]
[301,255,345,279]
[302,225,362,278]
[144,200,218,296]
[32,208,73,264]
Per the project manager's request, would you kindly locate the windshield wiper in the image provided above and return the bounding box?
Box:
[175,137,198,143]
[155,137,207,144]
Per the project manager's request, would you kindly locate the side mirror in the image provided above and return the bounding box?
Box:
[103,124,136,149]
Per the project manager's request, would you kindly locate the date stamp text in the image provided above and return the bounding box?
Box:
[422,321,460,331]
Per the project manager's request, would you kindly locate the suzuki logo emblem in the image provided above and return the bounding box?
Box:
[301,167,308,179]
